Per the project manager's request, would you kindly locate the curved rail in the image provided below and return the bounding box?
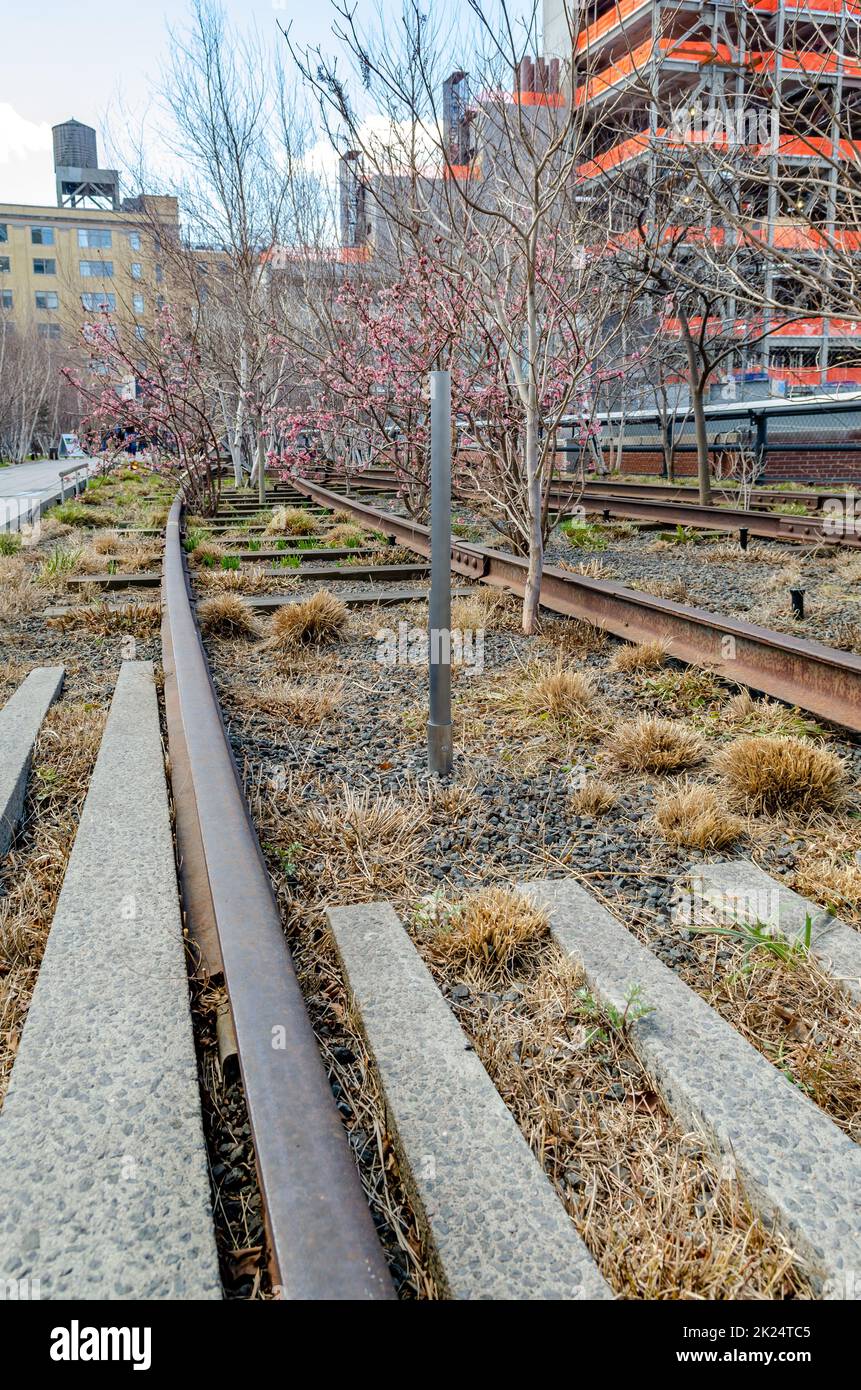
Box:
[293,478,861,733]
[161,495,393,1301]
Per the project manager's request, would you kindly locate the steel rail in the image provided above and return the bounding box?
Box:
[293,478,861,732]
[549,490,861,546]
[161,495,393,1300]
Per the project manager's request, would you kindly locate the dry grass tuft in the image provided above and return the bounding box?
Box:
[187,540,225,568]
[722,689,822,739]
[522,662,597,722]
[267,590,348,648]
[196,568,287,597]
[266,506,320,536]
[196,593,260,639]
[284,785,430,901]
[450,588,517,632]
[610,639,671,673]
[560,557,618,580]
[636,576,689,602]
[422,887,548,974]
[46,600,161,637]
[570,777,618,815]
[715,735,846,815]
[605,715,704,772]
[538,616,609,659]
[323,522,367,548]
[654,781,745,850]
[233,676,343,726]
[0,557,40,621]
[791,851,861,917]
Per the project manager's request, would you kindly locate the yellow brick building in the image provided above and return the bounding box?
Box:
[0,195,179,350]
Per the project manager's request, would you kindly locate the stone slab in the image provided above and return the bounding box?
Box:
[0,662,221,1299]
[327,900,613,1301]
[67,572,160,590]
[272,563,431,582]
[692,859,861,1004]
[521,878,861,1298]
[0,666,65,859]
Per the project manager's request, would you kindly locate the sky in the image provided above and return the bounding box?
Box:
[0,0,439,206]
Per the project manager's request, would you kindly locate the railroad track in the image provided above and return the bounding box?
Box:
[292,478,861,732]
[2,479,860,1301]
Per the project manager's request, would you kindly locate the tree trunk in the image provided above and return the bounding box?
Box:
[679,313,711,504]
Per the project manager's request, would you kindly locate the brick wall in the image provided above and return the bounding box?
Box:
[613,448,861,484]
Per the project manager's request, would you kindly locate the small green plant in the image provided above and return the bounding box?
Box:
[221,555,240,571]
[107,559,118,575]
[658,524,699,546]
[690,915,812,965]
[561,519,608,551]
[37,545,82,582]
[572,983,654,1033]
[246,538,261,552]
[183,528,209,552]
[0,532,22,556]
[277,556,300,569]
[452,518,481,540]
[774,502,810,516]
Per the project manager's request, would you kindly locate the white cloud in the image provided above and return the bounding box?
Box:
[0,103,55,206]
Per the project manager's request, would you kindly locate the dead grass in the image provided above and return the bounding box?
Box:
[715,735,846,815]
[635,576,690,602]
[790,852,861,917]
[0,557,40,620]
[418,927,810,1298]
[267,590,348,648]
[537,616,609,659]
[187,540,225,568]
[266,506,320,537]
[46,600,161,637]
[654,781,745,850]
[323,523,367,547]
[604,715,705,773]
[232,676,344,726]
[420,886,549,975]
[281,784,431,903]
[1,701,106,1104]
[196,594,261,639]
[196,568,287,597]
[570,778,618,815]
[721,689,823,740]
[677,920,861,1142]
[610,639,671,673]
[559,558,618,580]
[521,662,597,722]
[450,588,519,632]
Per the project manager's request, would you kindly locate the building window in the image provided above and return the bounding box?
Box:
[38,323,62,340]
[33,257,56,275]
[0,290,12,309]
[130,262,142,280]
[132,292,145,314]
[0,257,9,273]
[35,291,59,310]
[0,225,7,243]
[128,232,141,250]
[31,227,54,245]
[80,260,114,278]
[134,325,146,341]
[77,228,112,248]
[155,263,163,284]
[81,292,116,312]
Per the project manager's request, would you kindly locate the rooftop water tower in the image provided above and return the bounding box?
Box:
[52,119,120,209]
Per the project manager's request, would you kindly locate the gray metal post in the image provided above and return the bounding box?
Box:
[427,370,453,776]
